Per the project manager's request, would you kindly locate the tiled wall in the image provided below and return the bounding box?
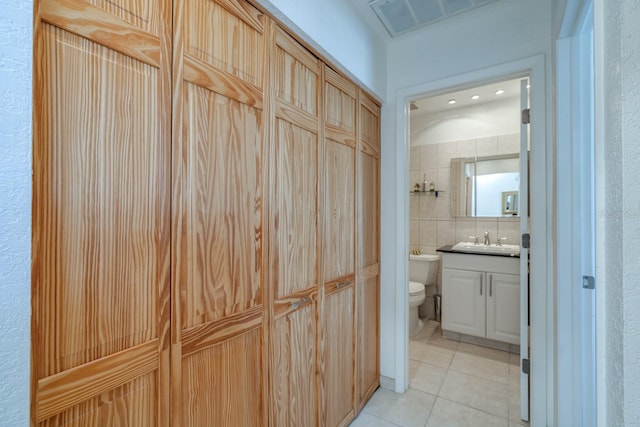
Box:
[409,133,522,295]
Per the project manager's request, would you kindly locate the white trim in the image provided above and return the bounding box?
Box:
[394,55,550,425]
[556,1,595,425]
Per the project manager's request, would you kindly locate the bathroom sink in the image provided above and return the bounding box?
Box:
[451,242,520,256]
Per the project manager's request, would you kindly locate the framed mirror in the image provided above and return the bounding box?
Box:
[502,191,519,215]
[450,153,521,217]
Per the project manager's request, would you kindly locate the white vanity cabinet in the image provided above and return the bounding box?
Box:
[441,252,520,345]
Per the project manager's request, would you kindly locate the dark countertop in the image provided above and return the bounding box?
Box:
[436,245,520,258]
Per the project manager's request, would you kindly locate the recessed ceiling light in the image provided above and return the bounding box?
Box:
[448,99,456,105]
[471,94,480,100]
[495,89,505,95]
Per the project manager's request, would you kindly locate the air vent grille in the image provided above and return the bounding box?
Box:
[369,0,499,37]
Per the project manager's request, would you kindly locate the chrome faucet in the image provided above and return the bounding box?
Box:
[484,230,490,246]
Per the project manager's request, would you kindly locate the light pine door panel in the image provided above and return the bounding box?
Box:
[32,0,171,424]
[323,139,355,281]
[172,0,266,425]
[356,92,381,410]
[268,25,321,426]
[320,66,357,427]
[323,285,356,427]
[272,303,318,427]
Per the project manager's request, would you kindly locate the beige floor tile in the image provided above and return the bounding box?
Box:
[409,360,447,395]
[439,370,509,418]
[457,342,510,362]
[449,350,510,384]
[509,420,530,426]
[362,388,436,427]
[425,397,508,427]
[349,412,402,427]
[409,340,455,368]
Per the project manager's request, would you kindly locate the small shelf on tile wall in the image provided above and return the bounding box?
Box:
[410,190,446,197]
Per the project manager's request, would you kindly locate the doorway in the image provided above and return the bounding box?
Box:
[407,76,529,423]
[393,55,550,425]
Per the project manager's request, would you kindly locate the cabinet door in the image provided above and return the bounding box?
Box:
[172,0,266,425]
[486,273,520,345]
[442,268,485,338]
[356,92,381,411]
[32,0,171,424]
[268,25,321,426]
[321,66,357,427]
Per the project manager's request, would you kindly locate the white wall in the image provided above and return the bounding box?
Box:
[595,0,640,423]
[253,0,388,99]
[380,0,553,385]
[0,2,32,426]
[411,97,521,145]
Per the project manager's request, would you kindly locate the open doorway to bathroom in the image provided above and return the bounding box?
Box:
[406,76,530,424]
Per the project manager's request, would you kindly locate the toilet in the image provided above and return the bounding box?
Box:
[409,253,440,336]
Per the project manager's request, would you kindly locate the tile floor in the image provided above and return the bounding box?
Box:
[351,320,529,427]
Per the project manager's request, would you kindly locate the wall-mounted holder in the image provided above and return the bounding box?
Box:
[410,190,445,197]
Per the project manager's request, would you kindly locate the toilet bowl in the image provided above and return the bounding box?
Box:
[409,281,426,336]
[408,253,440,336]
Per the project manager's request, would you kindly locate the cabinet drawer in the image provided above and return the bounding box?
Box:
[441,253,519,275]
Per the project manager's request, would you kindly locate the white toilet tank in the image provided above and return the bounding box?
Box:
[409,254,439,285]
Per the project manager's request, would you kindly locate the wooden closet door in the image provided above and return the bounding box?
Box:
[356,91,381,411]
[321,67,357,427]
[172,0,267,426]
[32,0,172,425]
[268,25,321,427]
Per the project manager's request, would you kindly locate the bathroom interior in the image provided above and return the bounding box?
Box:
[406,76,530,423]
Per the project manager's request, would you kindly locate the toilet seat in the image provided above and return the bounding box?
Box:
[409,281,425,296]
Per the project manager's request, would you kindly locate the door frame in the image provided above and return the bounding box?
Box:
[556,0,596,425]
[393,55,551,424]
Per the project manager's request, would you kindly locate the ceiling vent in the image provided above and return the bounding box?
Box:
[369,0,499,37]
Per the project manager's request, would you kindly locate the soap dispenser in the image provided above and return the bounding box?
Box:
[422,174,427,192]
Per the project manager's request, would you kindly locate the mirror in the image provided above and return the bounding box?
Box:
[450,153,521,217]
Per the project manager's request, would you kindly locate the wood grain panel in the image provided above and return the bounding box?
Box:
[85,0,159,35]
[39,372,157,427]
[37,341,158,421]
[324,68,356,133]
[181,306,262,357]
[324,139,355,281]
[272,118,318,298]
[184,54,264,109]
[359,96,380,156]
[35,23,164,377]
[185,0,263,88]
[41,0,161,68]
[358,275,379,403]
[359,151,379,269]
[324,287,356,426]
[177,82,262,329]
[182,329,263,427]
[272,304,317,426]
[274,28,318,116]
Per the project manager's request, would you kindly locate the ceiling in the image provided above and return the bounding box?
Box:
[410,78,524,114]
[368,0,500,37]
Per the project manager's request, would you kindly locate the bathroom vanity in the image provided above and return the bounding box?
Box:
[437,246,520,346]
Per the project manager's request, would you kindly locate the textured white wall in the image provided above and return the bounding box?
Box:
[253,0,387,99]
[379,0,553,383]
[0,2,33,426]
[622,2,640,422]
[596,0,640,423]
[621,4,640,423]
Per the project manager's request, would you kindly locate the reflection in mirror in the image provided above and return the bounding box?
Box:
[450,153,520,217]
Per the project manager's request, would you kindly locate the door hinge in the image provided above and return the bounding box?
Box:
[522,108,531,124]
[521,233,530,249]
[522,358,530,375]
[583,275,595,289]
